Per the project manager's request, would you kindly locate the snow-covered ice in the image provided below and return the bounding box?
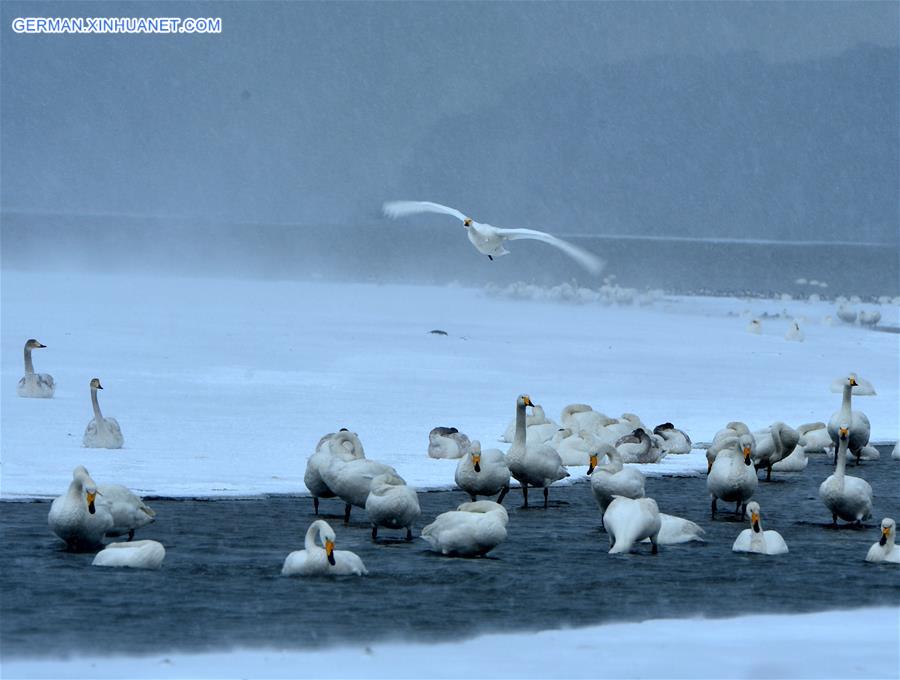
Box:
[1,271,897,499]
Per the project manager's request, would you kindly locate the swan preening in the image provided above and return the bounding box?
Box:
[603,496,661,554]
[752,422,800,481]
[865,518,900,564]
[707,436,757,517]
[282,520,367,576]
[383,200,603,274]
[82,378,124,449]
[819,425,873,525]
[365,473,420,540]
[92,541,166,570]
[305,429,365,514]
[421,501,509,557]
[455,441,510,503]
[828,375,874,465]
[653,423,692,455]
[732,502,788,555]
[17,339,55,398]
[506,394,569,507]
[428,426,472,459]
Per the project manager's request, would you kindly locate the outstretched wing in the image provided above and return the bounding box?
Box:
[496,227,604,274]
[383,201,468,223]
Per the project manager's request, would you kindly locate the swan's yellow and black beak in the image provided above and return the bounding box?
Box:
[463,218,472,228]
[86,491,97,514]
[325,539,336,565]
[587,453,598,476]
[849,376,858,387]
[522,395,534,407]
[743,446,752,466]
[880,527,890,546]
[839,426,849,440]
[751,511,761,533]
[472,453,481,473]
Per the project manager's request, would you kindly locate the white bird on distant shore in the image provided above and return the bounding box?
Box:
[383,201,603,274]
[83,378,124,449]
[17,338,55,398]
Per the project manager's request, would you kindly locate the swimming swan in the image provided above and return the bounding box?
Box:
[455,441,510,503]
[865,518,900,564]
[732,502,788,555]
[92,540,166,570]
[82,378,124,449]
[428,426,472,459]
[707,436,757,517]
[304,429,365,514]
[365,473,420,540]
[819,425,873,525]
[321,455,401,524]
[17,339,55,398]
[421,501,509,557]
[48,466,114,550]
[383,201,603,274]
[828,375,873,465]
[603,496,662,554]
[282,520,368,576]
[506,394,569,507]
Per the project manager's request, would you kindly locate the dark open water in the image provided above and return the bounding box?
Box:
[1,447,898,660]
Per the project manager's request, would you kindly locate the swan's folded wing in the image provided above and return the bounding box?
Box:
[383,201,467,223]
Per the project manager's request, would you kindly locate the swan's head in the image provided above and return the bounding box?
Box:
[519,394,535,408]
[84,485,98,514]
[848,375,858,387]
[25,339,46,349]
[880,518,895,546]
[317,523,337,565]
[838,425,849,442]
[653,422,674,435]
[463,218,473,228]
[746,501,762,532]
[90,378,103,390]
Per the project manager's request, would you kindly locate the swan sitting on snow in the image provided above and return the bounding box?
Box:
[48,466,114,550]
[321,455,401,524]
[615,428,665,464]
[428,426,472,459]
[455,441,510,503]
[653,423,692,455]
[603,496,662,554]
[305,429,365,514]
[383,201,604,274]
[82,378,124,449]
[828,374,874,465]
[506,395,569,507]
[421,501,509,557]
[560,404,614,436]
[365,473,420,540]
[93,541,166,570]
[17,339,55,398]
[797,422,833,453]
[752,422,801,481]
[708,436,757,517]
[282,520,367,576]
[819,425,873,525]
[550,428,597,466]
[500,404,555,443]
[865,518,900,564]
[732,502,788,555]
[771,439,809,472]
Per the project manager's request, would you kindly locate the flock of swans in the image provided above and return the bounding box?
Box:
[18,328,900,574]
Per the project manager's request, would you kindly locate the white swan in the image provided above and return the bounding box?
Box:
[732,502,789,555]
[819,425,873,525]
[893,442,900,460]
[92,540,166,570]
[846,445,880,463]
[827,374,873,465]
[321,455,401,523]
[506,395,569,507]
[560,404,614,436]
[707,436,757,517]
[17,339,55,398]
[602,413,648,442]
[282,520,367,576]
[785,320,804,341]
[588,444,645,513]
[548,428,595,466]
[421,501,509,557]
[455,441,510,502]
[383,201,603,274]
[655,514,706,545]
[797,422,833,453]
[865,518,900,564]
[48,466,114,550]
[603,496,662,554]
[304,429,366,514]
[836,306,857,324]
[95,484,155,539]
[615,428,665,464]
[501,404,554,443]
[858,310,881,327]
[82,378,124,449]
[365,473,420,540]
[771,441,809,472]
[707,422,753,472]
[428,426,472,459]
[746,319,762,334]
[752,422,801,481]
[653,423,692,455]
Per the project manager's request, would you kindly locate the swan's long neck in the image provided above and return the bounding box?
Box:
[750,522,766,552]
[67,476,85,504]
[90,388,103,421]
[305,523,322,552]
[514,401,527,447]
[834,437,848,486]
[24,347,35,374]
[841,385,853,419]
[771,426,784,457]
[605,449,624,473]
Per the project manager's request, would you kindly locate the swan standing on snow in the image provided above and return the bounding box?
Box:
[819,425,873,525]
[708,436,758,518]
[428,426,472,459]
[82,378,124,449]
[421,501,509,557]
[383,201,603,274]
[785,320,804,341]
[305,429,365,514]
[506,395,569,508]
[95,484,156,540]
[93,541,166,570]
[732,502,789,555]
[865,518,900,564]
[321,455,401,524]
[282,520,367,576]
[588,444,645,513]
[48,466,114,550]
[365,473,420,540]
[455,441,510,503]
[828,375,873,465]
[17,339,55,398]
[603,496,662,554]
[752,422,801,481]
